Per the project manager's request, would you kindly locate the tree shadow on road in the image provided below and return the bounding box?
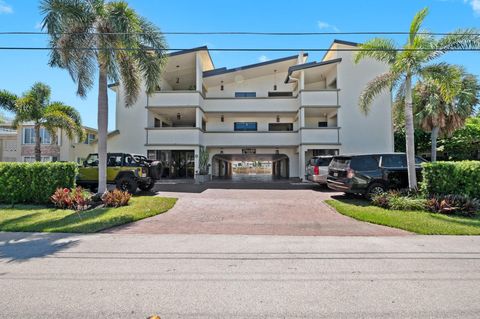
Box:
[0,233,79,263]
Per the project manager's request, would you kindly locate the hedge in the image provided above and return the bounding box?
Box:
[0,162,77,204]
[421,161,480,198]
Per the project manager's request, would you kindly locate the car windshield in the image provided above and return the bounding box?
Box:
[329,157,351,169]
[315,157,332,166]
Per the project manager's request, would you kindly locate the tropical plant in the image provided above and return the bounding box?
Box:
[442,116,480,160]
[354,7,480,188]
[198,146,210,175]
[40,0,168,193]
[0,82,84,161]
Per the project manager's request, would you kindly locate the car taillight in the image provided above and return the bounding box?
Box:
[313,166,319,175]
[347,168,355,179]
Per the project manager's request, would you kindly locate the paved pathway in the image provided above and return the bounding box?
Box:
[108,184,409,236]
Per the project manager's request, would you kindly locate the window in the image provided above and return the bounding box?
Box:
[234,122,257,131]
[312,149,339,156]
[85,154,99,166]
[318,121,328,128]
[84,133,96,144]
[269,123,293,131]
[107,154,122,167]
[23,127,52,144]
[154,118,161,128]
[268,91,293,97]
[235,92,256,98]
[381,155,406,168]
[350,156,379,171]
[124,154,136,166]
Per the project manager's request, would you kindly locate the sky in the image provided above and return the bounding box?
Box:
[1,0,480,129]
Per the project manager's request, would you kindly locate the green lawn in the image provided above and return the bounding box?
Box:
[326,198,480,235]
[0,196,177,233]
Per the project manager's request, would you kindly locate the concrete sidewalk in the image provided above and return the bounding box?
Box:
[1,232,480,318]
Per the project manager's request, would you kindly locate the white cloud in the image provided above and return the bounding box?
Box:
[318,21,339,32]
[258,55,269,62]
[467,0,480,15]
[0,1,12,14]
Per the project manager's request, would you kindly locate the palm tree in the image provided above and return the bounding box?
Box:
[414,66,479,161]
[0,82,84,161]
[40,0,168,193]
[354,7,480,188]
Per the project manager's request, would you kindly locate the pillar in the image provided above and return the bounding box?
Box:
[299,146,306,181]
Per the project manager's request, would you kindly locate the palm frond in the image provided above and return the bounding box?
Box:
[0,90,18,112]
[354,38,397,65]
[409,7,429,46]
[43,105,84,141]
[359,72,399,114]
[420,63,463,103]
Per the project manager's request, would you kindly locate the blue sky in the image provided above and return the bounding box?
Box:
[1,0,480,129]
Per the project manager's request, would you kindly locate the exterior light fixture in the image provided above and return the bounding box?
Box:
[220,80,224,91]
[177,113,181,120]
[273,69,278,91]
[176,65,180,84]
[221,115,224,122]
[276,115,280,123]
[275,149,280,155]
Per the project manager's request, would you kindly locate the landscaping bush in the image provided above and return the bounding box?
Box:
[371,191,426,211]
[101,189,131,207]
[51,187,92,211]
[426,194,480,217]
[421,161,480,198]
[0,162,77,204]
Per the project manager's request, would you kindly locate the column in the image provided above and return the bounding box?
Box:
[195,52,202,92]
[195,107,203,129]
[299,146,306,181]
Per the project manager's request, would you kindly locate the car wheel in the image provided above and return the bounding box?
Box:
[138,180,155,192]
[116,176,138,194]
[366,182,386,199]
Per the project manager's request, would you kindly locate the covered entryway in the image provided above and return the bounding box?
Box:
[211,153,290,181]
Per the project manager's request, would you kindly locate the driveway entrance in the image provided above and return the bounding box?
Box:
[108,185,409,236]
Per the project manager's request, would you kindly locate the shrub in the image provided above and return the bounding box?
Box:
[50,187,92,211]
[101,189,131,208]
[426,195,480,217]
[0,162,77,204]
[371,190,426,211]
[421,161,480,198]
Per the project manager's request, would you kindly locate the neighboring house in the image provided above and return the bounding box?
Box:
[107,40,394,181]
[0,122,97,163]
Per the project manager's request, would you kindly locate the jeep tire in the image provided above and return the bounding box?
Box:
[116,175,138,194]
[138,180,155,192]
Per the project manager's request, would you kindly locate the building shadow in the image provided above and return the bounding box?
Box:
[0,232,79,263]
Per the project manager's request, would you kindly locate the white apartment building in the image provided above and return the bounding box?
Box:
[107,40,394,181]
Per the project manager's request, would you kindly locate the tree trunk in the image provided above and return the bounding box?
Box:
[431,126,439,162]
[97,64,108,193]
[34,123,41,162]
[404,74,417,189]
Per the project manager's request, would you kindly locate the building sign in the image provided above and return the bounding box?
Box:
[242,148,256,154]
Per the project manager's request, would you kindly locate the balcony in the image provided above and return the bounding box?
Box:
[146,127,202,145]
[147,91,203,108]
[204,97,298,113]
[299,90,339,107]
[300,127,340,145]
[204,131,298,147]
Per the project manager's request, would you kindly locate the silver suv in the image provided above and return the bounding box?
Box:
[306,155,334,184]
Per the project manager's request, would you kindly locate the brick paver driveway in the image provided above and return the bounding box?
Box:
[107,181,409,236]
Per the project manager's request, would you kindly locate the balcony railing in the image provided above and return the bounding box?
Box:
[300,127,340,144]
[147,91,203,108]
[146,127,202,145]
[299,90,339,107]
[203,97,298,113]
[204,131,298,147]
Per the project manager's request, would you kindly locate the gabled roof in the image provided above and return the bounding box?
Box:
[203,53,308,78]
[321,39,360,62]
[284,58,342,83]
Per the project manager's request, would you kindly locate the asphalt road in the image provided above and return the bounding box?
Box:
[1,232,480,318]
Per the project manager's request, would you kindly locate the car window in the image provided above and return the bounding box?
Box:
[85,154,99,166]
[381,154,406,168]
[316,157,333,166]
[350,156,379,171]
[124,155,136,166]
[330,157,351,169]
[415,156,426,165]
[107,155,122,167]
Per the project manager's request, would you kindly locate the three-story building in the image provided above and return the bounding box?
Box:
[107,40,394,181]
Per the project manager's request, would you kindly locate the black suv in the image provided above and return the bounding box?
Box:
[327,153,426,197]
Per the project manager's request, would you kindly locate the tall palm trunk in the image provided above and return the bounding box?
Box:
[34,123,41,162]
[431,126,439,162]
[404,74,418,189]
[97,63,108,193]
